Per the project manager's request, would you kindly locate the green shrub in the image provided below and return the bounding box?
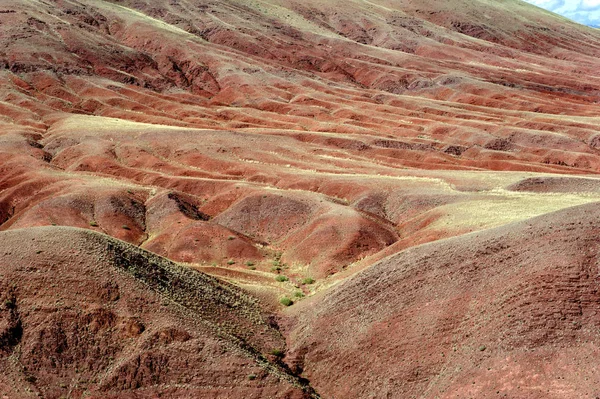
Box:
[294,291,305,298]
[89,221,98,227]
[245,261,255,267]
[275,275,289,282]
[301,277,315,285]
[248,374,257,380]
[271,349,285,357]
[279,297,293,306]
[227,260,235,265]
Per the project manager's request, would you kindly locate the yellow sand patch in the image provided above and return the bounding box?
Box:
[427,188,600,233]
[47,114,206,136]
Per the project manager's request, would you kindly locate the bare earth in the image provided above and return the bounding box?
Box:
[2,0,600,397]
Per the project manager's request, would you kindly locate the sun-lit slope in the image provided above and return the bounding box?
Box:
[1,0,600,298]
[3,114,600,291]
[286,202,600,398]
[2,0,600,172]
[2,0,600,396]
[0,226,317,398]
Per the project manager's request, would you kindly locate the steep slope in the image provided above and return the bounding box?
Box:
[285,202,600,398]
[0,226,317,398]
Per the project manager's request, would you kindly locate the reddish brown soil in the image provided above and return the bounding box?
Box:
[0,227,316,398]
[286,202,600,398]
[507,176,600,193]
[2,0,600,397]
[2,0,600,277]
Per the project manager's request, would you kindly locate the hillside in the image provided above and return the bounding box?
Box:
[286,202,600,398]
[0,226,316,398]
[2,0,600,397]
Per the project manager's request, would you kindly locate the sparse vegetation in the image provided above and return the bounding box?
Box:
[3,1,600,396]
[271,349,285,357]
[279,297,293,306]
[269,251,288,272]
[272,251,284,265]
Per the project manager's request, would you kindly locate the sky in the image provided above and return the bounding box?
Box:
[522,0,600,26]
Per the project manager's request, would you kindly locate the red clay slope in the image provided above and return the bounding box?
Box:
[2,0,600,279]
[285,202,600,398]
[2,0,600,172]
[0,226,317,398]
[2,0,600,397]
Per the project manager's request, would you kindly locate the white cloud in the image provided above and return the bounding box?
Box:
[581,0,600,10]
[522,0,600,26]
[525,0,565,8]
